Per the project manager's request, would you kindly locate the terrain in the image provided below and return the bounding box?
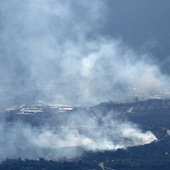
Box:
[0,98,170,169]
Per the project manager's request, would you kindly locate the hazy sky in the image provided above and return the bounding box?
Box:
[104,0,170,72]
[0,0,170,106]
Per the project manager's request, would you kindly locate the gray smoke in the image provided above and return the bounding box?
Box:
[0,0,169,106]
[0,0,166,160]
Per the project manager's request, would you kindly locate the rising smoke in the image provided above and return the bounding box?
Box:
[0,0,165,160]
[0,0,169,106]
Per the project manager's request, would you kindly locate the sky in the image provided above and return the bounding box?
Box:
[104,0,170,73]
[0,0,170,106]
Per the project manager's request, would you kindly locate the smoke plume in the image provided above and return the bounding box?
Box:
[0,112,157,159]
[0,0,166,160]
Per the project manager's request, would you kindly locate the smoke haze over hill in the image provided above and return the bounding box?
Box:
[0,111,157,159]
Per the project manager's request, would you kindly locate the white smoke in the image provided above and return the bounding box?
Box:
[0,112,157,159]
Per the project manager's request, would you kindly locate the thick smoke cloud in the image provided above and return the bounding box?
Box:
[0,0,161,159]
[0,112,157,159]
[0,0,169,106]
